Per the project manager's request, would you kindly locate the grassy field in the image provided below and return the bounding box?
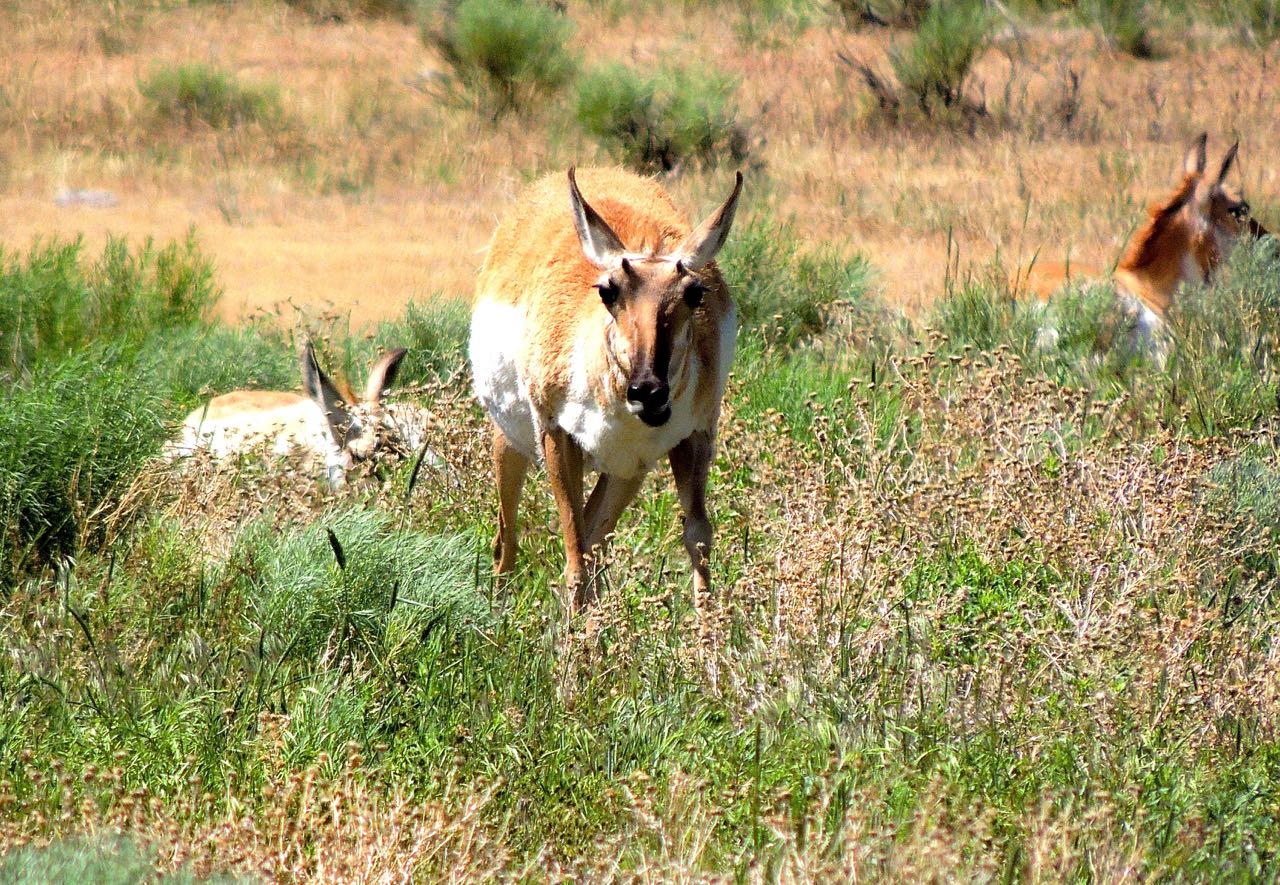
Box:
[5,0,1280,881]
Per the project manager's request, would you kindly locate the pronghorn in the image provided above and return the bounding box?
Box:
[1019,133,1269,355]
[1113,133,1267,352]
[168,342,429,485]
[470,166,742,612]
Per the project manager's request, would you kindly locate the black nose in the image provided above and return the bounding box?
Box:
[627,380,669,411]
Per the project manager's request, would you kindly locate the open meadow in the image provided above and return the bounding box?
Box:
[4,0,1280,880]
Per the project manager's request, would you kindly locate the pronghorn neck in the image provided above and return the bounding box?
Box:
[1116,175,1212,315]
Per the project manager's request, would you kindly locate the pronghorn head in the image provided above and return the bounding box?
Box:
[1183,132,1255,255]
[301,342,419,483]
[567,167,742,427]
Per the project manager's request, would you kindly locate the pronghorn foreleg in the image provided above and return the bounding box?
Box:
[492,426,529,577]
[670,431,714,610]
[541,427,589,611]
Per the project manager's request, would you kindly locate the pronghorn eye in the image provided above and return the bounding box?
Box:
[596,281,619,307]
[1231,202,1250,221]
[684,280,707,309]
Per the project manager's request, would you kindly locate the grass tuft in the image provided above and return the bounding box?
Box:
[140,63,285,130]
[423,0,576,114]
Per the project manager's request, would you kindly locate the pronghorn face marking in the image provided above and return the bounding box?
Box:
[594,257,706,427]
[569,167,741,429]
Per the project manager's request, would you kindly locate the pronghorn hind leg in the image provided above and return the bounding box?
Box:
[541,428,589,611]
[493,427,529,577]
[669,431,714,611]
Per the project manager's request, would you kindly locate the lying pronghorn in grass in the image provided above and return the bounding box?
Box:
[1021,133,1269,356]
[471,166,742,612]
[168,342,428,485]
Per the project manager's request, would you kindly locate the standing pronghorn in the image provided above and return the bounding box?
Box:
[470,167,742,612]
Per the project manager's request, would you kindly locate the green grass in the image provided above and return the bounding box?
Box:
[5,217,1280,878]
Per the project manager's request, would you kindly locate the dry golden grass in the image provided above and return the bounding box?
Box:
[3,1,1278,324]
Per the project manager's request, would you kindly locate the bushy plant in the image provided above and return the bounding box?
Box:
[1227,0,1280,46]
[140,63,285,129]
[889,0,993,114]
[718,210,878,348]
[0,836,209,885]
[0,235,217,380]
[284,0,417,21]
[1161,239,1280,433]
[242,507,490,668]
[372,297,470,385]
[576,62,747,172]
[0,347,169,583]
[835,0,930,27]
[424,0,576,114]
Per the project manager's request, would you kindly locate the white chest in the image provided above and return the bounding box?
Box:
[470,299,736,478]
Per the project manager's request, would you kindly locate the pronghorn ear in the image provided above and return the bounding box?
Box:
[1216,141,1239,185]
[301,341,352,438]
[674,171,743,271]
[568,167,626,268]
[365,347,408,404]
[1184,132,1208,177]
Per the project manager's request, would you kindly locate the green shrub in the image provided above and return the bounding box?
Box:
[576,62,747,172]
[373,297,470,384]
[1083,0,1156,58]
[0,836,211,884]
[0,347,169,583]
[0,235,217,380]
[719,211,877,348]
[242,507,490,668]
[424,0,576,114]
[888,0,993,115]
[835,0,930,27]
[1161,239,1280,433]
[140,63,285,129]
[1227,0,1280,46]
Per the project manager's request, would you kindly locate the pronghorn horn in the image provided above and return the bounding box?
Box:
[568,167,626,268]
[674,171,743,271]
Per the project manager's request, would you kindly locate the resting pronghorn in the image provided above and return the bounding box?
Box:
[167,342,429,485]
[1021,133,1269,355]
[470,166,742,612]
